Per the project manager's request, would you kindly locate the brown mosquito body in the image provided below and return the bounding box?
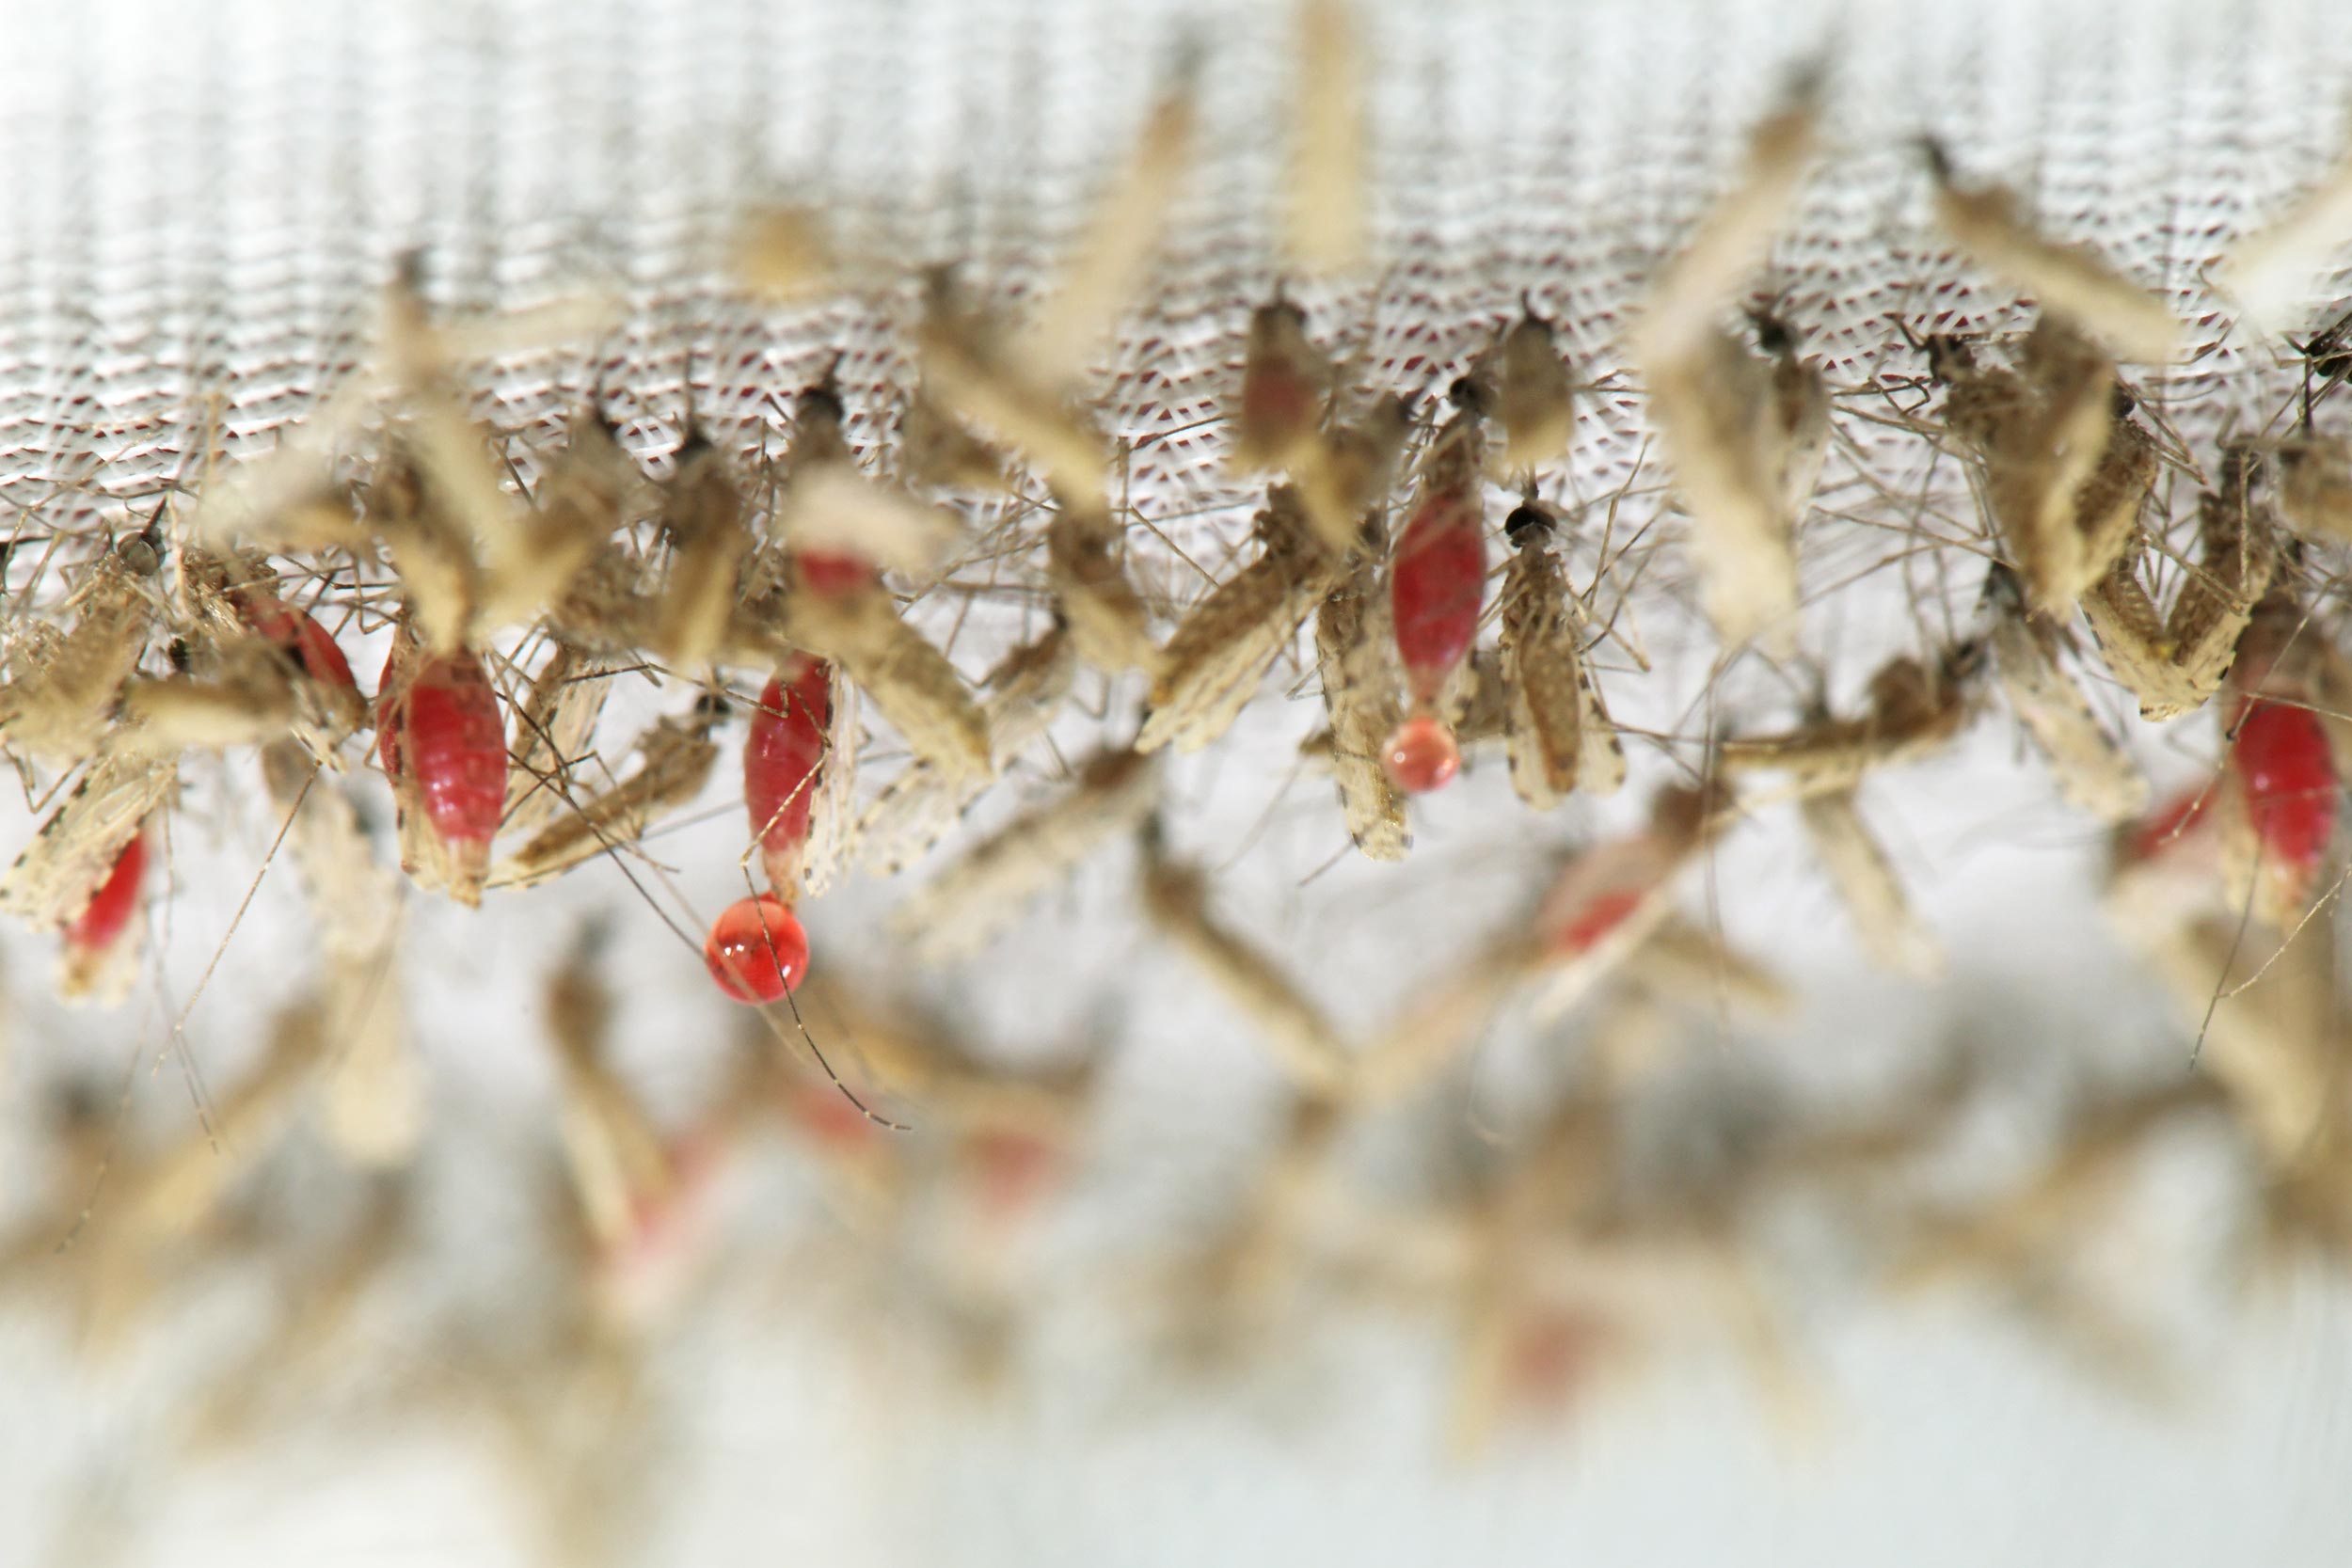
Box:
[1045,491,1164,677]
[860,621,1077,875]
[890,747,1161,962]
[1311,547,1410,860]
[490,698,727,891]
[1928,149,2182,365]
[0,740,178,937]
[1934,323,2155,619]
[1716,650,1979,799]
[1496,500,1607,809]
[1493,310,1578,475]
[0,532,162,768]
[1981,564,2149,819]
[1798,788,1943,977]
[1139,825,1349,1091]
[1138,486,1349,755]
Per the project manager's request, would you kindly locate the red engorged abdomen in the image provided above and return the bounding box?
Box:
[1549,886,1645,957]
[1242,363,1316,451]
[1391,489,1487,705]
[797,549,876,599]
[387,650,508,847]
[65,831,147,954]
[2233,698,2339,892]
[235,589,358,692]
[746,657,834,876]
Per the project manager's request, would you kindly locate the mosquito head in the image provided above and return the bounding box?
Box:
[1917,136,1956,187]
[1978,560,2025,616]
[1746,307,1795,358]
[115,527,162,578]
[1253,294,1310,335]
[1446,374,1488,416]
[1922,332,1977,384]
[1503,500,1554,550]
[802,354,849,424]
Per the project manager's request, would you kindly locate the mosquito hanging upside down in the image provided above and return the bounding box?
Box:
[1494,498,1626,810]
[375,624,509,908]
[1382,385,1493,794]
[706,656,841,1006]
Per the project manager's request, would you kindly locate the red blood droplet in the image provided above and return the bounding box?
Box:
[797,549,877,598]
[234,589,358,691]
[2233,698,2338,891]
[1383,713,1460,794]
[1391,489,1486,704]
[378,644,507,848]
[746,657,834,883]
[703,894,810,1004]
[65,832,148,954]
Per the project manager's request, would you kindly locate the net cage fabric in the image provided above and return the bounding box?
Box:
[6,0,2352,523]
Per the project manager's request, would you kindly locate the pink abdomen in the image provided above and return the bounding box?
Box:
[1391,490,1486,705]
[387,650,507,847]
[65,831,148,953]
[2233,698,2337,895]
[746,657,834,872]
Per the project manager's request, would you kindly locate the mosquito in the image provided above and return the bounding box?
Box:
[375,622,508,906]
[1797,788,1944,978]
[1491,306,1578,477]
[889,746,1162,963]
[546,927,726,1328]
[648,429,755,674]
[0,529,163,768]
[1980,562,2149,819]
[1138,820,1350,1092]
[860,619,1076,875]
[1284,0,1369,277]
[1933,323,2156,618]
[1625,77,1826,660]
[489,695,726,891]
[1311,542,1411,860]
[1495,498,1625,808]
[1926,143,2182,365]
[1138,484,1354,754]
[1714,646,1980,800]
[1382,385,1491,794]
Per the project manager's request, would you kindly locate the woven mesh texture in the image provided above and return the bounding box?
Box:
[7,0,2352,520]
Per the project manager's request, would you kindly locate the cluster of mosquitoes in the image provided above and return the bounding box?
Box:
[17,6,2352,1540]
